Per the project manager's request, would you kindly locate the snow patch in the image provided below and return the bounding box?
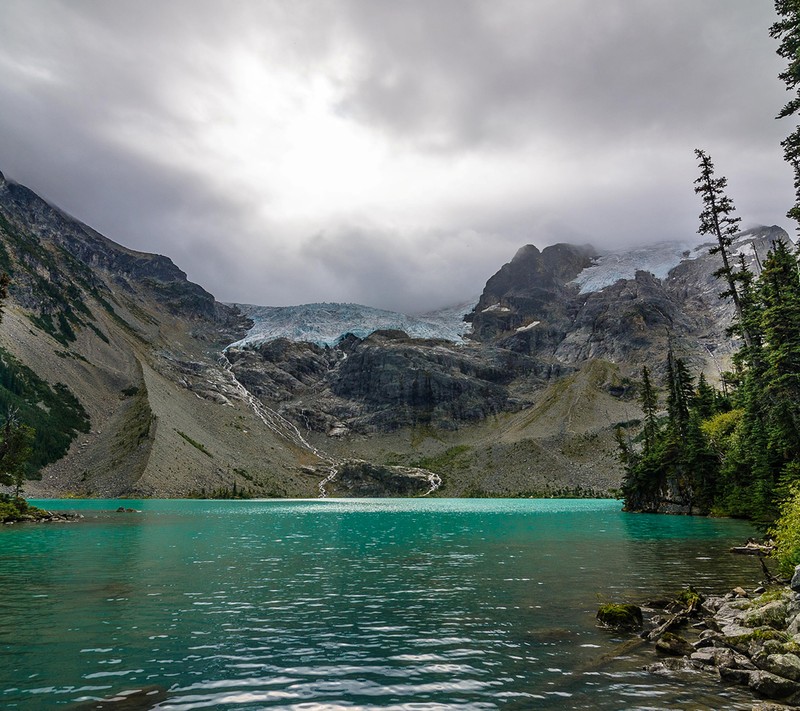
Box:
[516,321,541,332]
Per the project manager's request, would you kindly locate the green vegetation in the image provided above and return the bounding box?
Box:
[0,411,35,497]
[0,347,89,479]
[675,587,703,612]
[619,212,800,522]
[0,495,48,522]
[411,445,472,474]
[188,483,252,499]
[176,430,213,457]
[772,484,800,575]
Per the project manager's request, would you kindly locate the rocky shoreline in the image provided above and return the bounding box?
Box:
[619,573,800,708]
[2,508,83,524]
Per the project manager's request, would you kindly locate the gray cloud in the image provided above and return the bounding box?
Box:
[0,0,793,313]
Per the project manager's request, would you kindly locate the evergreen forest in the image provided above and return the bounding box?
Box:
[621,1,800,574]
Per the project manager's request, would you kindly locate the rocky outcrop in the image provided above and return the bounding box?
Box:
[326,459,437,497]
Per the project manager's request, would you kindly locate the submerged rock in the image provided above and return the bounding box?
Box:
[596,603,643,631]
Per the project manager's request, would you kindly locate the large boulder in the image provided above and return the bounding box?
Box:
[745,601,789,630]
[596,603,643,631]
[749,670,800,700]
[790,565,800,593]
[764,654,800,683]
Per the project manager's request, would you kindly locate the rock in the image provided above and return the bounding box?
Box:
[723,622,758,639]
[116,506,126,512]
[690,649,716,665]
[719,666,754,685]
[764,654,800,682]
[693,633,719,649]
[790,566,800,593]
[646,658,696,674]
[329,460,436,497]
[655,632,695,657]
[752,703,794,711]
[755,586,767,595]
[733,652,758,671]
[749,670,800,700]
[703,596,726,613]
[596,603,643,630]
[745,601,789,630]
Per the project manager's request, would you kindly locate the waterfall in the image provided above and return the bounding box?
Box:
[217,354,339,496]
[217,352,441,498]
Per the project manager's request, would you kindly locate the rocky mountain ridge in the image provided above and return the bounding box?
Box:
[0,168,793,498]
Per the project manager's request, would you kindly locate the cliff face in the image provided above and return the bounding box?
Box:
[467,243,595,342]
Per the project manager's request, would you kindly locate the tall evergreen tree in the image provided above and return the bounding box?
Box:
[666,349,694,441]
[694,149,753,350]
[639,366,659,454]
[771,1,800,230]
[0,410,34,499]
[693,373,717,421]
[759,240,800,461]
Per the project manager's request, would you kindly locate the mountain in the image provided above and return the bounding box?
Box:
[0,169,326,497]
[1,167,794,498]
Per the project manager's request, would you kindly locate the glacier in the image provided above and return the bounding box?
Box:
[227,299,478,349]
[571,239,708,294]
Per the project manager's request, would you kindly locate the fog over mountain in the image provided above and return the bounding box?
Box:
[0,1,792,312]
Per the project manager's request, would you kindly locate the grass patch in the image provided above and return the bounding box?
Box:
[412,445,472,473]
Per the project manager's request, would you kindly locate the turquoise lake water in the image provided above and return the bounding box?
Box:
[0,498,766,709]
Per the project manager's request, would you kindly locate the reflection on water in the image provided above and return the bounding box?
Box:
[0,498,763,709]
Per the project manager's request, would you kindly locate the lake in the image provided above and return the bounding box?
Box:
[0,498,765,709]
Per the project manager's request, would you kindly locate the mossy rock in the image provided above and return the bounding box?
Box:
[597,603,643,630]
[675,587,704,612]
[744,600,789,630]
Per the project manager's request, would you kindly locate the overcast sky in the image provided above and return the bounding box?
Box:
[0,1,793,312]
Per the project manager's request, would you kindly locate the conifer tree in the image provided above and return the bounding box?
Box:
[694,149,753,350]
[693,373,717,421]
[0,410,34,499]
[759,240,800,462]
[771,1,800,230]
[666,349,694,440]
[639,366,659,454]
